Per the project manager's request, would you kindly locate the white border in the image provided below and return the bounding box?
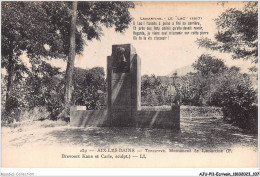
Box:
[1,0,259,176]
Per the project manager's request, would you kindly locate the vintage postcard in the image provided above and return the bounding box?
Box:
[1,0,258,173]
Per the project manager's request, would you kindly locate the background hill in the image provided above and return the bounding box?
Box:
[167,65,195,77]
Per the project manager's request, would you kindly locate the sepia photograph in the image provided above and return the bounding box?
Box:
[1,0,258,174]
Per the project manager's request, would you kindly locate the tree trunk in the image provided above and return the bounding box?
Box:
[63,1,78,119]
[5,56,15,113]
[208,76,211,105]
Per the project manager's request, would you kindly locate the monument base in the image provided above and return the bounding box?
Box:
[70,106,109,127]
[70,106,180,130]
[135,106,180,129]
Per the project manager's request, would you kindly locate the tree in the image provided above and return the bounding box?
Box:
[141,75,161,97]
[1,2,64,113]
[192,54,227,76]
[196,2,258,71]
[192,54,227,104]
[2,2,135,118]
[173,72,205,106]
[51,1,135,118]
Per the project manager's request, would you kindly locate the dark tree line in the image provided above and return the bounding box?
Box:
[1,66,106,122]
[140,54,257,132]
[195,1,258,132]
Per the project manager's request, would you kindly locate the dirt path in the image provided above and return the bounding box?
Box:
[2,117,257,150]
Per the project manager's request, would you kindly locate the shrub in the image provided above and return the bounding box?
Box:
[19,106,50,122]
[72,67,106,110]
[216,70,257,132]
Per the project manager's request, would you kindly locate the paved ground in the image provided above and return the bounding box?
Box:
[1,117,257,150]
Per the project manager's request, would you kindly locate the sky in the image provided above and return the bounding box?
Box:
[48,2,254,76]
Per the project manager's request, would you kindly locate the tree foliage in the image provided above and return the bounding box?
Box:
[2,1,134,60]
[141,75,171,106]
[1,61,63,122]
[44,1,135,116]
[196,2,258,70]
[192,54,227,76]
[25,62,63,119]
[173,73,204,106]
[2,2,57,60]
[72,67,106,110]
[2,2,64,114]
[212,68,257,131]
[191,55,257,131]
[191,54,227,104]
[1,65,107,122]
[2,1,135,117]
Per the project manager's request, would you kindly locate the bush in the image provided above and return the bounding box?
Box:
[1,108,20,124]
[181,106,223,118]
[216,70,257,132]
[19,106,50,122]
[72,67,106,110]
[141,75,171,106]
[1,61,64,122]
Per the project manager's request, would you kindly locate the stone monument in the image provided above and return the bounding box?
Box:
[107,44,141,127]
[70,44,180,130]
